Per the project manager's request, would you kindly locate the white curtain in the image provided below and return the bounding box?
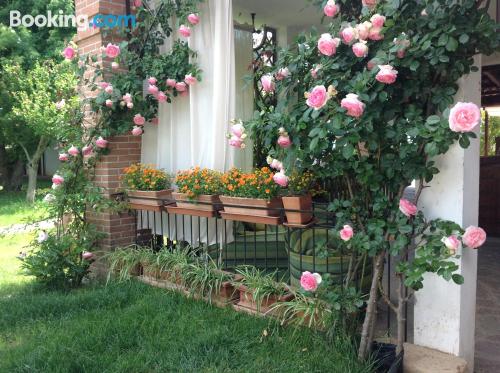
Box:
[139,0,254,247]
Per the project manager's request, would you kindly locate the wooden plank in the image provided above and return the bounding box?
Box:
[219,211,281,226]
[166,206,217,218]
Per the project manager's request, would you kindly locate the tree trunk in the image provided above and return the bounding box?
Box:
[25,136,49,203]
[358,251,386,360]
[396,274,406,355]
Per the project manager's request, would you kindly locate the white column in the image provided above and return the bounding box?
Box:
[414,56,481,370]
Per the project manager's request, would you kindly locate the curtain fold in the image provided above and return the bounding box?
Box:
[140,0,255,247]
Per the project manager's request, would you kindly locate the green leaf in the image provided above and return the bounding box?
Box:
[459,135,470,148]
[342,144,354,160]
[424,142,438,156]
[446,37,458,52]
[438,34,449,46]
[310,137,319,151]
[452,274,464,285]
[426,115,441,125]
[410,60,420,71]
[459,34,469,44]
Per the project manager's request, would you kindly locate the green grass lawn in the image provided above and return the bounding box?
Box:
[0,180,51,227]
[0,239,373,373]
[0,187,373,372]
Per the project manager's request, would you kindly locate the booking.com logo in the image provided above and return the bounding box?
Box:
[10,10,136,31]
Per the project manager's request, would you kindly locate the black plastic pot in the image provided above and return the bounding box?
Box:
[373,342,404,373]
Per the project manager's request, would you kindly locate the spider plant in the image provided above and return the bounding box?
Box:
[270,291,332,330]
[234,266,289,311]
[182,259,233,302]
[106,245,151,283]
[156,246,194,282]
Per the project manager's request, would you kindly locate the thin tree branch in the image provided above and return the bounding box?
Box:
[378,277,398,313]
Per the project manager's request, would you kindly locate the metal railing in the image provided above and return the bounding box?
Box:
[128,195,409,342]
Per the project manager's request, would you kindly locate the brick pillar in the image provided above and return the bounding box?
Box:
[75,1,140,258]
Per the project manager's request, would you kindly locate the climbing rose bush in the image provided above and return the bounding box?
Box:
[246,0,498,358]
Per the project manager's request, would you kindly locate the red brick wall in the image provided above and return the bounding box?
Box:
[75,0,140,253]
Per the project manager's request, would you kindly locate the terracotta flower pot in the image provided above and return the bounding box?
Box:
[128,189,173,207]
[172,192,222,211]
[282,194,313,225]
[236,284,294,314]
[219,196,283,217]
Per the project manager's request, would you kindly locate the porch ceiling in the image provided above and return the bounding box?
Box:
[233,0,321,27]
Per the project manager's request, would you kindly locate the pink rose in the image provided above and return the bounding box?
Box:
[231,123,245,137]
[399,198,417,217]
[111,62,119,70]
[306,85,329,110]
[105,85,113,94]
[166,79,177,88]
[82,145,93,157]
[441,235,461,254]
[267,157,283,171]
[157,91,167,103]
[323,0,340,17]
[62,46,76,60]
[362,0,378,8]
[273,170,289,187]
[311,65,322,79]
[82,251,94,260]
[52,174,64,185]
[368,27,383,41]
[340,225,354,241]
[173,82,185,92]
[397,50,406,58]
[352,41,369,58]
[122,93,132,103]
[95,137,108,149]
[132,126,143,136]
[276,67,289,81]
[68,146,79,157]
[175,82,187,92]
[105,43,120,59]
[148,85,159,95]
[300,271,322,292]
[277,135,292,148]
[340,26,356,44]
[187,13,200,25]
[58,153,69,162]
[229,136,244,148]
[370,14,386,28]
[462,226,487,249]
[133,0,142,7]
[133,114,146,126]
[317,33,340,56]
[105,99,113,108]
[148,77,157,85]
[179,25,191,38]
[356,22,372,40]
[448,102,481,133]
[184,74,198,85]
[341,94,365,118]
[376,65,398,84]
[99,82,109,89]
[261,75,275,93]
[127,102,134,109]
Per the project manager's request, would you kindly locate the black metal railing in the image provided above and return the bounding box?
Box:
[129,195,410,342]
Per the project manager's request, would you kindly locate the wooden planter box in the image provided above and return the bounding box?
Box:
[128,189,173,207]
[282,194,313,225]
[235,284,294,315]
[219,196,283,225]
[172,192,222,211]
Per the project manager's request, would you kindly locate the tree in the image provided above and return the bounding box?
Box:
[2,61,80,202]
[0,0,75,195]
